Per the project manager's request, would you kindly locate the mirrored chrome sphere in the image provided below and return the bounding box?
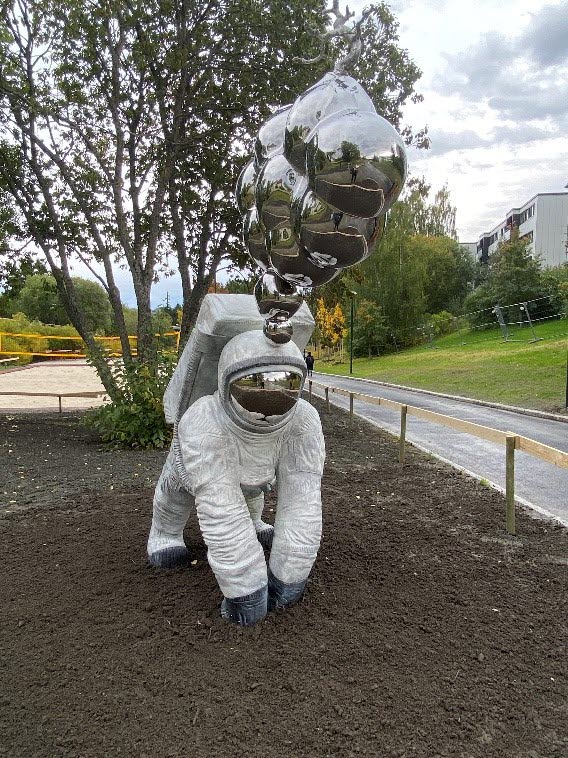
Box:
[263,320,294,344]
[306,109,407,217]
[254,105,292,169]
[243,208,270,270]
[254,271,303,321]
[255,154,299,232]
[235,159,258,214]
[284,73,375,172]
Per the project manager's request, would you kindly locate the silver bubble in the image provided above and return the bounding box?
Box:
[254,271,303,321]
[235,159,258,214]
[306,109,407,218]
[254,105,292,169]
[255,154,299,232]
[263,320,294,345]
[284,72,376,172]
[237,69,406,311]
[243,208,270,270]
[268,222,300,259]
[271,246,342,288]
[294,189,385,269]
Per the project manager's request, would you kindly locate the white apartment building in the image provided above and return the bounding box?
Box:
[476,192,568,268]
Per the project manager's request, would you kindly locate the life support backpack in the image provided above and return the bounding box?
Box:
[163,294,315,425]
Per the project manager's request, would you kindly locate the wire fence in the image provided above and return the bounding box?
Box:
[313,294,567,360]
[393,295,566,350]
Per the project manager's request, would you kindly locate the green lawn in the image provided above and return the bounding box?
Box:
[315,318,568,413]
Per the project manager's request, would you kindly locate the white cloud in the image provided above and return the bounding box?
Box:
[385,0,568,241]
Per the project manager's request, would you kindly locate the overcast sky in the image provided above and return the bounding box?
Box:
[108,0,568,307]
[361,0,568,242]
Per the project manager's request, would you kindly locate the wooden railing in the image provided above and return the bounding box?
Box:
[0,390,106,413]
[308,380,568,535]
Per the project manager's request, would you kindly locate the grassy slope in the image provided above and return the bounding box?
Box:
[315,319,568,412]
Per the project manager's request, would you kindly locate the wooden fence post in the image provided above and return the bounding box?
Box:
[399,405,407,464]
[349,393,354,428]
[325,386,330,413]
[58,395,62,414]
[505,433,517,535]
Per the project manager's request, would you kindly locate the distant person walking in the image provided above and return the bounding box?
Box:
[305,351,315,377]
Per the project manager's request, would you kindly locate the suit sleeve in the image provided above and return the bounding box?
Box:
[269,402,325,603]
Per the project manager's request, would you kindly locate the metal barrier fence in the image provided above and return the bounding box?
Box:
[308,380,568,535]
[0,331,181,359]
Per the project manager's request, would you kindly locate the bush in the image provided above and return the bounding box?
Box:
[462,288,498,329]
[430,310,458,336]
[84,353,177,449]
[0,313,85,360]
[541,266,568,317]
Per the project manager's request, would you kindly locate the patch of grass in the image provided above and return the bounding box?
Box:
[316,318,568,413]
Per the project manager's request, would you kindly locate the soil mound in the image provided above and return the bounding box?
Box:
[1,403,566,757]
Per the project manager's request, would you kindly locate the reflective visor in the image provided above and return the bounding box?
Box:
[229,370,302,424]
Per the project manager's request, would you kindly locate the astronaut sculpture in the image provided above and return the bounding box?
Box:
[148,5,407,626]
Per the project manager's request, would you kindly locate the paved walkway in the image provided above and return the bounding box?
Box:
[311,372,568,526]
[0,361,105,411]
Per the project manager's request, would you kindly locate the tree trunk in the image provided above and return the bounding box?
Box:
[135,281,156,363]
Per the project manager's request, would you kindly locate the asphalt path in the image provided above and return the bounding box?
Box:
[309,372,568,526]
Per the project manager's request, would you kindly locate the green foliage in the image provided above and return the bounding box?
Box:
[0,253,47,317]
[334,182,464,349]
[119,306,138,336]
[72,278,113,334]
[462,288,497,329]
[0,312,80,337]
[405,179,457,238]
[348,199,428,346]
[429,310,458,336]
[413,236,475,314]
[225,275,255,294]
[13,274,112,333]
[541,264,568,316]
[351,299,388,357]
[151,307,174,335]
[463,235,552,328]
[84,354,177,449]
[489,236,545,306]
[13,274,68,325]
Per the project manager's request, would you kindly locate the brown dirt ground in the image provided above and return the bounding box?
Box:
[0,401,567,758]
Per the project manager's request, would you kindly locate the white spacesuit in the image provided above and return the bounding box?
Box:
[147,329,325,626]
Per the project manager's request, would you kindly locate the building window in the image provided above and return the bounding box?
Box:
[520,204,535,224]
[520,230,534,243]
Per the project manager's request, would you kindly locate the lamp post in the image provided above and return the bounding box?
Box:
[348,290,357,374]
[565,184,568,407]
